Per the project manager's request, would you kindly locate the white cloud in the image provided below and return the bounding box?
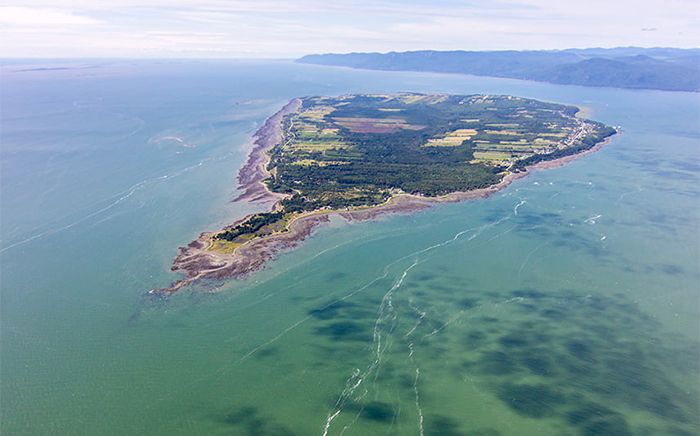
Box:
[0,0,697,58]
[0,6,100,26]
[0,0,351,14]
[170,10,248,24]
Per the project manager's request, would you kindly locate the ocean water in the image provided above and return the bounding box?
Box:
[1,59,698,436]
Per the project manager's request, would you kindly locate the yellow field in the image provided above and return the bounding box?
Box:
[533,138,557,146]
[450,129,478,136]
[424,128,477,147]
[426,137,465,146]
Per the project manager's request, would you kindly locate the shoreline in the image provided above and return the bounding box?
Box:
[233,98,301,207]
[152,104,618,294]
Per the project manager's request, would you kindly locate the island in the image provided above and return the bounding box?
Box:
[152,93,617,293]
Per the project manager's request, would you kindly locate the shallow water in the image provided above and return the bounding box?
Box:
[1,59,698,435]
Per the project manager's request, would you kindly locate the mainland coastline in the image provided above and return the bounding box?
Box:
[152,97,617,293]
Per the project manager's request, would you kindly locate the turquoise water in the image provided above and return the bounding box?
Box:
[1,60,698,435]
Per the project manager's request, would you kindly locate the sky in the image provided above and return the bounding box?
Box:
[1,0,699,58]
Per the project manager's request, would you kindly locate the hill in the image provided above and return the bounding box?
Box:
[297,48,700,92]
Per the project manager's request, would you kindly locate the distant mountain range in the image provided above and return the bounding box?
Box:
[297,48,699,92]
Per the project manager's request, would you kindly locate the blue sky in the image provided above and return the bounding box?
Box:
[1,0,698,58]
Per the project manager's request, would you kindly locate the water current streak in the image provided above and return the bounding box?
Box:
[320,199,526,435]
[1,155,231,253]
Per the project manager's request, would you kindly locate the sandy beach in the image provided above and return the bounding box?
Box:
[152,103,617,294]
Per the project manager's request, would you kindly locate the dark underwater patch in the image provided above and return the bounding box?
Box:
[516,213,556,227]
[465,429,501,436]
[415,272,438,282]
[583,294,610,312]
[541,308,566,320]
[427,318,446,332]
[515,302,538,313]
[550,229,607,258]
[478,351,519,375]
[498,332,530,348]
[219,405,298,436]
[316,320,371,342]
[360,401,396,423]
[580,415,632,436]
[566,401,616,425]
[464,330,486,347]
[639,390,687,422]
[669,160,700,173]
[396,372,417,389]
[498,383,565,418]
[520,350,556,376]
[425,415,466,436]
[566,340,596,363]
[222,406,258,426]
[325,271,349,281]
[253,346,279,359]
[309,300,358,320]
[660,264,684,275]
[456,298,478,309]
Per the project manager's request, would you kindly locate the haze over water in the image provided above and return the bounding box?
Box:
[1,59,698,436]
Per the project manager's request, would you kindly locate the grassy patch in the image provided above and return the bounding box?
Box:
[474,151,513,162]
[289,141,350,152]
[333,117,425,133]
